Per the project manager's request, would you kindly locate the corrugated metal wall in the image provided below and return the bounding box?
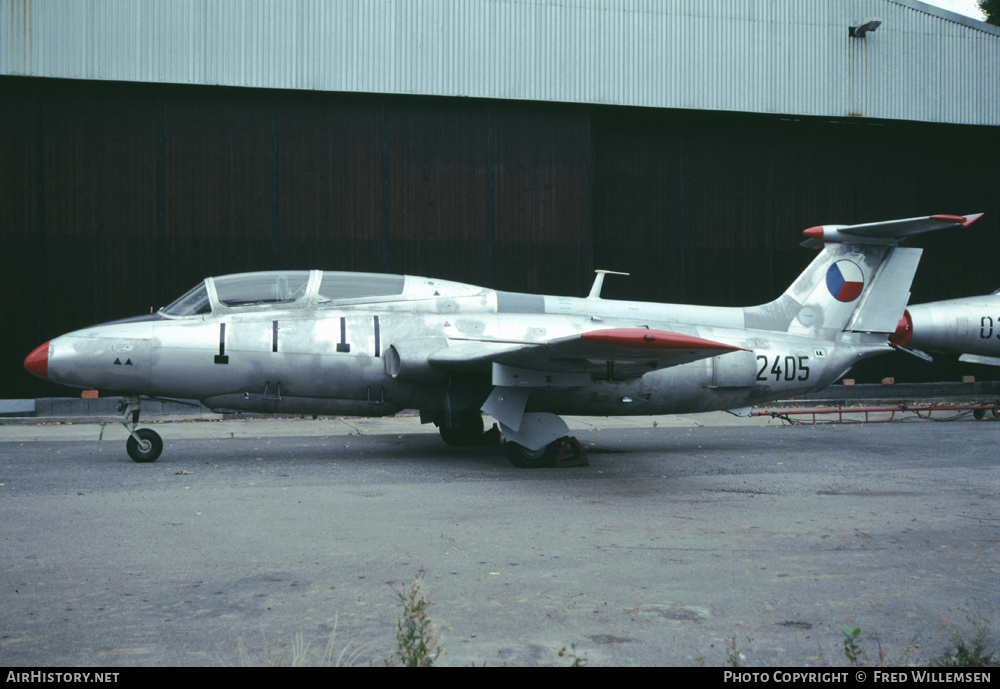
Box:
[3,0,999,126]
[4,77,999,398]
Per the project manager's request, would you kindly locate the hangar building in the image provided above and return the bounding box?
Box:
[2,0,999,398]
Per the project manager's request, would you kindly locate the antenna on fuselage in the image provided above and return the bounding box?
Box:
[588,270,630,299]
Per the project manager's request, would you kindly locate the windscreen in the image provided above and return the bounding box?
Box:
[161,281,211,316]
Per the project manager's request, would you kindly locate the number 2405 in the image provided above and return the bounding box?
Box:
[756,355,810,382]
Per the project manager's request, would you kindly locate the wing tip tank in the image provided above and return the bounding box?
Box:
[581,328,747,352]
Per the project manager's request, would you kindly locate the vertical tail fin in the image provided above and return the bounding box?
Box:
[744,213,982,340]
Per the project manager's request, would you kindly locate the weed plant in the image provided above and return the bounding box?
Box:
[386,567,442,667]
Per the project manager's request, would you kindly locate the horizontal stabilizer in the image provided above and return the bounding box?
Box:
[959,353,1000,367]
[801,213,982,248]
[894,345,934,363]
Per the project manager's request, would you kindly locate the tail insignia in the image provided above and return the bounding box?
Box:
[826,260,865,302]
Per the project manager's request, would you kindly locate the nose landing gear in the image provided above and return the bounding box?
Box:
[120,396,163,463]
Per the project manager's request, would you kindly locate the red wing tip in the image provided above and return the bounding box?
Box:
[802,226,825,239]
[582,329,745,352]
[961,212,984,227]
[24,341,50,380]
[930,213,983,227]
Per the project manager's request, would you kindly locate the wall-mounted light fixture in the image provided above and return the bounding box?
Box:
[849,17,882,37]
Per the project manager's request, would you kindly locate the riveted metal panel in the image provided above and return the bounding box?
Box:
[3,0,998,126]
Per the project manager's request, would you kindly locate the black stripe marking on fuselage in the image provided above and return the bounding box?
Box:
[215,323,229,364]
[337,317,351,353]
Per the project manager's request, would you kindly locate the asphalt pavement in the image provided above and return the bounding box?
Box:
[1,409,998,667]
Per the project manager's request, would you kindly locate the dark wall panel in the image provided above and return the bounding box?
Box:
[386,99,490,282]
[681,117,776,307]
[161,86,274,297]
[276,93,383,273]
[3,76,999,398]
[594,112,789,306]
[492,103,591,296]
[41,82,159,328]
[591,110,686,303]
[768,120,859,295]
[0,78,42,401]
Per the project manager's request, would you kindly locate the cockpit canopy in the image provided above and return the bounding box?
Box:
[161,281,213,316]
[160,270,406,317]
[216,271,311,308]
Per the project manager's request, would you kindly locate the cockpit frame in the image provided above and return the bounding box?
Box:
[159,270,409,318]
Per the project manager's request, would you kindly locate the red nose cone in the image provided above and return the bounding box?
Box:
[24,342,50,380]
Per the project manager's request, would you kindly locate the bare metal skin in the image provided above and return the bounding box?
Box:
[893,291,1000,367]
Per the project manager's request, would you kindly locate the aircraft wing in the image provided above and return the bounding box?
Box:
[430,328,747,380]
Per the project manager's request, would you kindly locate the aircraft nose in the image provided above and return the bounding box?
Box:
[24,341,50,380]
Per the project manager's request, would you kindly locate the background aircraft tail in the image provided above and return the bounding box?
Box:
[744,214,982,341]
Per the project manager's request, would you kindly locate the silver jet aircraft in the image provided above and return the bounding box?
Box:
[24,213,981,467]
[891,287,1000,367]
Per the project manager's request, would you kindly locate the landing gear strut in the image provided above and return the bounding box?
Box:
[438,411,502,447]
[120,395,163,463]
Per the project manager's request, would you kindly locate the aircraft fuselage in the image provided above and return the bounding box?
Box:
[36,272,877,419]
[901,294,1000,364]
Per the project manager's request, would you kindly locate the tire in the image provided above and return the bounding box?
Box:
[126,428,163,463]
[505,438,562,468]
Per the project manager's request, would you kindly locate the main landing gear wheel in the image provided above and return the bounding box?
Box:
[504,438,562,468]
[126,428,163,463]
[439,412,502,447]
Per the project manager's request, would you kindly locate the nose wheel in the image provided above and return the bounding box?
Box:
[126,428,163,463]
[120,396,164,463]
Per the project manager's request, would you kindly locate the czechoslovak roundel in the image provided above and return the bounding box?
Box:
[826,260,864,302]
